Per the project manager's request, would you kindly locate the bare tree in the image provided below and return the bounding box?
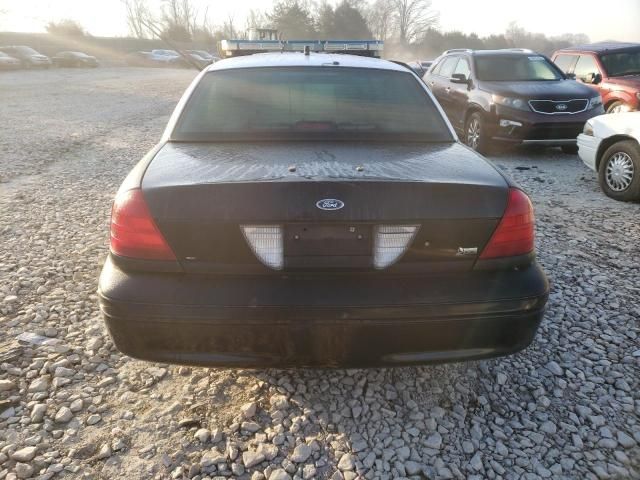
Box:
[505,21,527,47]
[122,0,151,39]
[45,19,87,37]
[222,14,237,39]
[161,0,199,41]
[365,0,394,40]
[245,9,267,34]
[392,0,438,45]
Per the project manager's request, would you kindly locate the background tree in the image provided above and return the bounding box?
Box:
[161,0,199,41]
[392,0,438,45]
[122,0,150,39]
[365,0,395,41]
[330,1,371,39]
[245,9,268,36]
[222,14,237,39]
[45,19,87,37]
[268,0,317,39]
[316,2,336,38]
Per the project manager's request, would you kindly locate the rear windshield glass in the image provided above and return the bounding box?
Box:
[172,67,453,142]
[475,55,562,81]
[600,49,640,77]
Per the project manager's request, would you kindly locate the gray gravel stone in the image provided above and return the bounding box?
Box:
[291,444,312,463]
[11,446,37,462]
[54,406,72,423]
[243,450,265,468]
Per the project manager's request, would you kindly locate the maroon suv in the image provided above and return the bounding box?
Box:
[552,42,640,113]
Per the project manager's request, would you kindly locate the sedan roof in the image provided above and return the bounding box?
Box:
[206,52,409,73]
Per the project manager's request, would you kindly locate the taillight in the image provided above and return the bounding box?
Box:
[479,188,534,259]
[110,189,176,261]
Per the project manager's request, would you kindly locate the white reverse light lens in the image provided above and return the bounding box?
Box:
[241,225,283,270]
[373,225,419,269]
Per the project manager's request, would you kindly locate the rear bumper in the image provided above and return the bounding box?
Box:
[98,256,549,367]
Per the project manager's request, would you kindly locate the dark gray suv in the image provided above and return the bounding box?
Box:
[424,48,605,153]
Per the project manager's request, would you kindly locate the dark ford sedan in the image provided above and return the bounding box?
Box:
[98,53,549,367]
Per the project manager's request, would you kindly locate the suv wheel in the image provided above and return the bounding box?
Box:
[606,101,629,114]
[598,140,640,201]
[465,112,488,153]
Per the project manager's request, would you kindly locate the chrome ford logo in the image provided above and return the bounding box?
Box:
[316,199,344,211]
[555,103,568,111]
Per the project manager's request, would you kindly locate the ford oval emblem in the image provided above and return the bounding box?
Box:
[316,199,344,211]
[556,103,568,111]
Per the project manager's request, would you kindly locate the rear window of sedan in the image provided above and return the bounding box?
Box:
[172,67,453,142]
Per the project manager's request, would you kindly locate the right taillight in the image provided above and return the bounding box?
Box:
[479,188,534,259]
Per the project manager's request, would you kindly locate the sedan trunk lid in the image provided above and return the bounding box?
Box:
[140,142,509,273]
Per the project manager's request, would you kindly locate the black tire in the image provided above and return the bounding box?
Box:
[606,101,629,114]
[598,140,640,201]
[561,145,579,154]
[464,112,490,154]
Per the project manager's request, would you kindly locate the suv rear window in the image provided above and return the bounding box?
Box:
[173,67,453,142]
[475,55,562,81]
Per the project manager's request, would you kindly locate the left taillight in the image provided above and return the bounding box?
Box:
[110,189,176,261]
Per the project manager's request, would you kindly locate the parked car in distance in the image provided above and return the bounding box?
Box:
[406,61,427,77]
[424,48,604,153]
[174,51,214,70]
[420,60,433,70]
[552,42,640,114]
[578,112,640,201]
[52,51,98,68]
[0,46,51,68]
[0,51,20,70]
[150,49,181,64]
[186,50,218,63]
[98,52,549,368]
[124,51,155,67]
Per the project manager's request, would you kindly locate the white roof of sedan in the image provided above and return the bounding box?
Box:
[206,52,407,72]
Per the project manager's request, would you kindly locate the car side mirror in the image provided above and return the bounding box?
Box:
[585,72,602,85]
[566,72,576,80]
[450,73,470,85]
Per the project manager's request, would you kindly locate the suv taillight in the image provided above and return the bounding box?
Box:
[110,189,176,261]
[479,188,534,259]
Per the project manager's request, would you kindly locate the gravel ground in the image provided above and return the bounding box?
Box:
[0,67,638,480]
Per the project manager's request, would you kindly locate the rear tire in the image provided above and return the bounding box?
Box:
[465,112,490,154]
[561,145,579,154]
[606,101,629,114]
[598,140,640,201]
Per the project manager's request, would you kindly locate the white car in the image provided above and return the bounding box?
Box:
[578,112,640,201]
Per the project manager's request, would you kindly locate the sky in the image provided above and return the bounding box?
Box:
[0,0,639,42]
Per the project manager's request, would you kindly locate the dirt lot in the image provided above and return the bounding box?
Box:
[0,67,638,480]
